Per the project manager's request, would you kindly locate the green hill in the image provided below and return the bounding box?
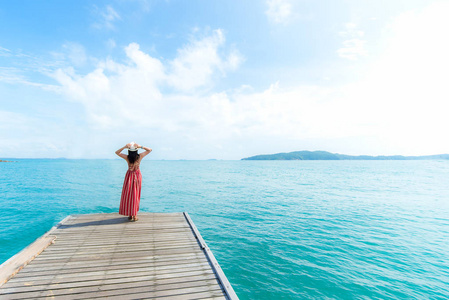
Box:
[242,151,449,160]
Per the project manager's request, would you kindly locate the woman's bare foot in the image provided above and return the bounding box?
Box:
[132,216,139,222]
[128,216,133,221]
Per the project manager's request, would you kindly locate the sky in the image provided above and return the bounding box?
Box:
[1,0,449,159]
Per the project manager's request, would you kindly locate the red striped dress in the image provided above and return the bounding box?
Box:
[119,160,142,216]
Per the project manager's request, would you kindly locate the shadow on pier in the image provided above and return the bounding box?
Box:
[58,217,128,229]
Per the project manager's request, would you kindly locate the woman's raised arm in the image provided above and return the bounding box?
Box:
[137,144,152,159]
[115,145,129,160]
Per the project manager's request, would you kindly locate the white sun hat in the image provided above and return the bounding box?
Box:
[128,142,138,151]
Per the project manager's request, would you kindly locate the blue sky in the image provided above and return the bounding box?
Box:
[1,0,448,159]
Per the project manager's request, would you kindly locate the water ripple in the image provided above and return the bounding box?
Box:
[1,160,449,299]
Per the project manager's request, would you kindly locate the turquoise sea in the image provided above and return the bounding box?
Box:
[1,159,449,299]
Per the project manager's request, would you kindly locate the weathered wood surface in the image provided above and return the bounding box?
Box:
[0,213,238,299]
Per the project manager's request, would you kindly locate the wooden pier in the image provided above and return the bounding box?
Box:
[0,213,238,299]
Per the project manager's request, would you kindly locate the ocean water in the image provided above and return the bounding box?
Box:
[1,159,449,299]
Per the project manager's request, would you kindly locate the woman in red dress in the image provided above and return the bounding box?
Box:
[115,142,152,221]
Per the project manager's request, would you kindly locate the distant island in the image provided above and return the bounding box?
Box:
[242,151,449,160]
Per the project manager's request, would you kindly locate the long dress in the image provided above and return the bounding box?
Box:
[119,160,142,216]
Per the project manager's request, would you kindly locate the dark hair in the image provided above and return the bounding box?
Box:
[128,150,140,164]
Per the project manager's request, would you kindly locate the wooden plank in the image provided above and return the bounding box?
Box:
[45,238,196,250]
[30,244,202,261]
[1,274,219,299]
[50,232,193,241]
[51,226,192,235]
[28,248,205,265]
[73,281,222,299]
[55,220,190,227]
[57,221,191,228]
[0,270,216,294]
[44,236,197,249]
[39,240,199,256]
[20,252,207,271]
[10,261,212,283]
[47,234,194,244]
[4,277,220,299]
[67,212,183,220]
[15,257,209,278]
[3,260,215,288]
[51,228,193,238]
[51,231,191,238]
[55,226,193,233]
[53,224,191,230]
[50,231,196,242]
[79,285,224,300]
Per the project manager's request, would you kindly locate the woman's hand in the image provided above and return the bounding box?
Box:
[136,143,142,148]
[126,143,131,148]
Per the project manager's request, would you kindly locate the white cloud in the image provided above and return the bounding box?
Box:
[265,0,293,24]
[168,29,243,91]
[136,0,152,12]
[92,5,121,30]
[62,42,87,67]
[0,66,59,91]
[337,39,367,60]
[338,23,364,38]
[337,23,367,60]
[0,67,23,83]
[0,46,12,56]
[351,1,449,154]
[52,30,243,132]
[328,1,449,155]
[0,46,62,91]
[106,38,116,49]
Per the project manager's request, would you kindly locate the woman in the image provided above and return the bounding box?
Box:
[115,142,152,221]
